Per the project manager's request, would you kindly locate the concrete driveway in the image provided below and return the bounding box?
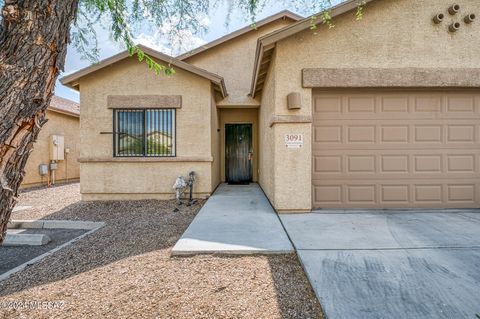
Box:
[280,210,480,319]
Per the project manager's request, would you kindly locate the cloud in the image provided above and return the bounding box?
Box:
[133,15,209,56]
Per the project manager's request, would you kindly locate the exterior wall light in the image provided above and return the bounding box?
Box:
[287,92,302,110]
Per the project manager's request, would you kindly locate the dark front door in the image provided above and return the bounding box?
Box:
[225,124,253,184]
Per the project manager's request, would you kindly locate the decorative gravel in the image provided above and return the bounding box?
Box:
[0,183,323,318]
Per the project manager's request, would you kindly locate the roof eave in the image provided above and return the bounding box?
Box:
[47,106,80,118]
[249,0,378,97]
[60,44,228,98]
[177,10,303,61]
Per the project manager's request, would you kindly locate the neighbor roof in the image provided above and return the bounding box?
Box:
[61,45,228,98]
[178,10,303,61]
[48,95,80,118]
[250,0,378,97]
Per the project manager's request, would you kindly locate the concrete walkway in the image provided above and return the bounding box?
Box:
[281,210,480,319]
[172,183,294,256]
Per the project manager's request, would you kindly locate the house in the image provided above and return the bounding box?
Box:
[61,0,480,211]
[22,96,80,188]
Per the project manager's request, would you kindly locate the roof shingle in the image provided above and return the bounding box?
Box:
[48,96,80,117]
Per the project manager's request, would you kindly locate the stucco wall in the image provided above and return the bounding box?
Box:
[258,51,277,204]
[267,0,480,211]
[211,90,221,191]
[22,110,80,187]
[219,108,259,182]
[185,19,294,106]
[78,57,215,200]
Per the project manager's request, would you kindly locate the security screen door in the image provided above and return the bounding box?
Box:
[225,124,253,184]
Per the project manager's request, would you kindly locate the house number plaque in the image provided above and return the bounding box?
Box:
[285,134,304,148]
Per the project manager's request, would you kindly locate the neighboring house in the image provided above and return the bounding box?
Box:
[61,0,480,211]
[22,96,80,188]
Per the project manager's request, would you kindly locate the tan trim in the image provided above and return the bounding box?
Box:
[269,115,312,127]
[47,106,80,118]
[60,45,228,98]
[303,68,480,88]
[178,10,303,60]
[250,0,378,97]
[277,209,312,213]
[107,95,182,109]
[78,156,213,163]
[217,104,260,109]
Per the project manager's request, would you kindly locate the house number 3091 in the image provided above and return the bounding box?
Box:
[285,134,304,148]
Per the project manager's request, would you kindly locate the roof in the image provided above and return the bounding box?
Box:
[250,0,378,97]
[60,45,228,98]
[178,10,303,61]
[48,95,80,117]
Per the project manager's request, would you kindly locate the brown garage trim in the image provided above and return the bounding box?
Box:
[303,68,480,88]
[269,115,312,127]
[79,156,213,163]
[107,95,182,109]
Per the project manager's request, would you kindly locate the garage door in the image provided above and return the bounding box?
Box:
[312,89,480,209]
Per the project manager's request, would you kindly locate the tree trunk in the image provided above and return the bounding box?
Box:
[0,0,79,244]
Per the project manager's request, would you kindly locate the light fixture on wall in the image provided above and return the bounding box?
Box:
[287,92,302,110]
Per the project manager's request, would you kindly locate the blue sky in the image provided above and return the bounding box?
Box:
[56,1,342,102]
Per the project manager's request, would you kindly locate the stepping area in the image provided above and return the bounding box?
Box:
[172,183,293,255]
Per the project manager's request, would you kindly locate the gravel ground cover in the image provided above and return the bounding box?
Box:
[0,183,323,318]
[1,229,87,275]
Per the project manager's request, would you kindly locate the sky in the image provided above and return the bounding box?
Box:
[54,0,344,102]
[56,1,300,102]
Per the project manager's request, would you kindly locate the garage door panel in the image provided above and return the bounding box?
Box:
[313,181,479,209]
[313,151,480,178]
[313,90,480,209]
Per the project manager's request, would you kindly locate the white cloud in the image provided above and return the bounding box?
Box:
[133,15,209,56]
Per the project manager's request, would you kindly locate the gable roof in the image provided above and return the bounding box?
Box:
[178,10,303,61]
[250,0,378,97]
[61,44,228,98]
[48,95,80,118]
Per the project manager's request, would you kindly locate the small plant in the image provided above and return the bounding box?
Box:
[321,10,335,29]
[356,0,366,20]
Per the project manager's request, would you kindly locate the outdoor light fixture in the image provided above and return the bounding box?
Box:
[287,92,302,110]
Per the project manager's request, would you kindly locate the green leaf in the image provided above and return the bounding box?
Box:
[137,49,145,62]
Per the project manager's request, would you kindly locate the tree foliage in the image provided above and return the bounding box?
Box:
[0,0,363,74]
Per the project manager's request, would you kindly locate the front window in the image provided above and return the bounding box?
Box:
[114,109,175,157]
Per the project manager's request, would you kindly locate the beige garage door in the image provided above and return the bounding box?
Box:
[312,89,480,209]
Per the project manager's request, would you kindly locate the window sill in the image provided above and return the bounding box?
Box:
[78,156,213,163]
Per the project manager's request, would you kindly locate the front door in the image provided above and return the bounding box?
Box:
[225,124,253,184]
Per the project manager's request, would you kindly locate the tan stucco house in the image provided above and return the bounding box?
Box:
[22,96,80,188]
[61,0,480,211]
